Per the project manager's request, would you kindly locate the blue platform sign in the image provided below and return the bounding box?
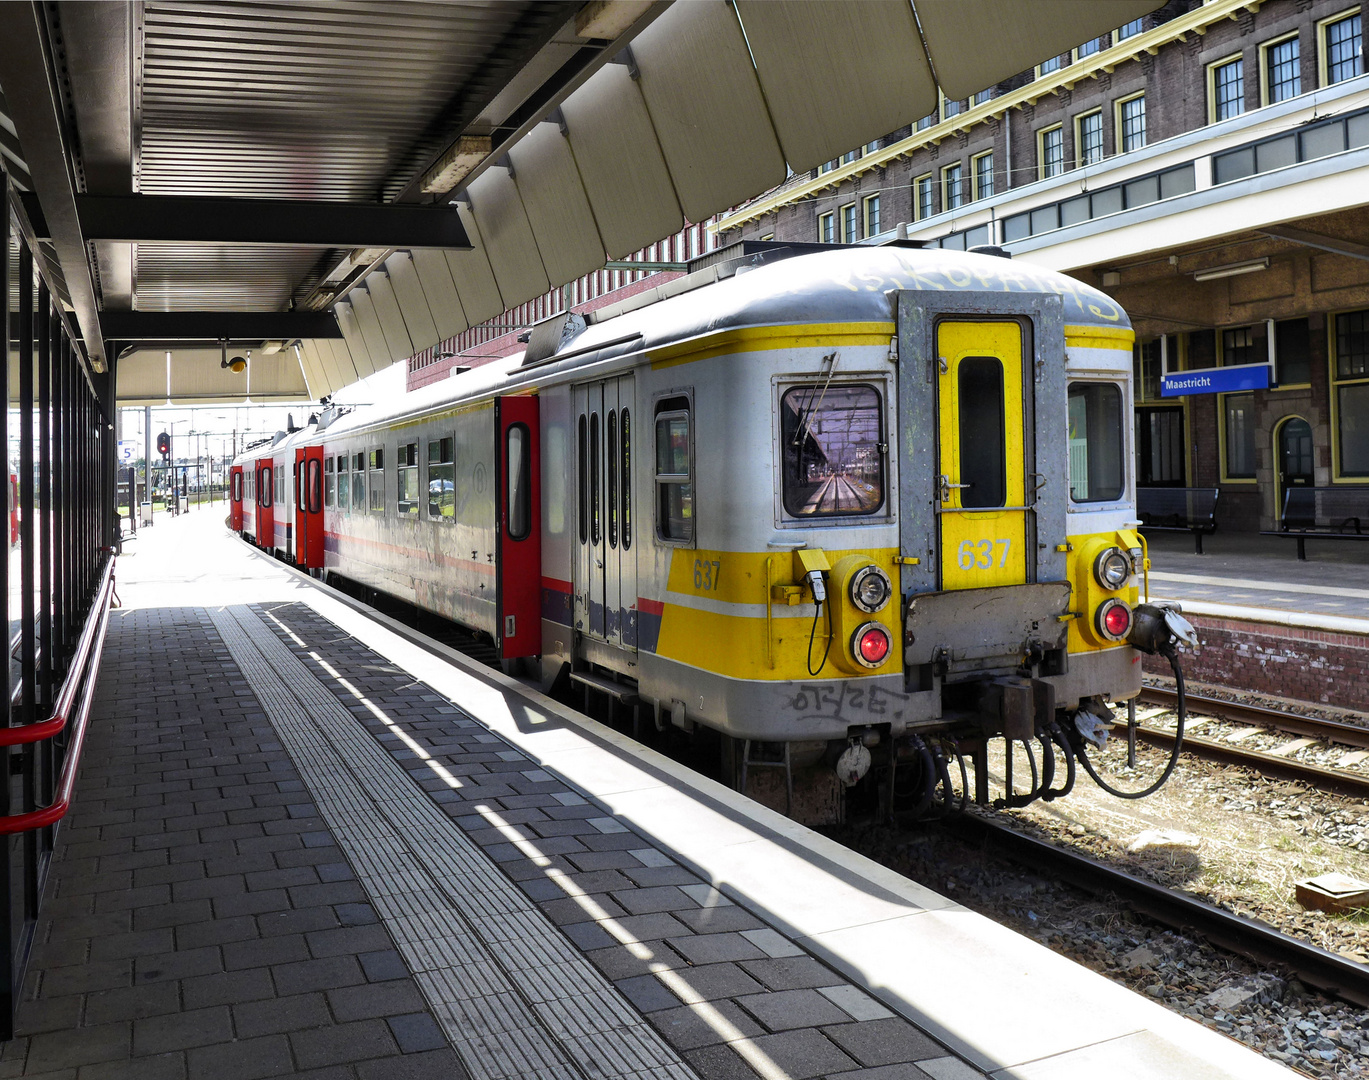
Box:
[1160,362,1270,397]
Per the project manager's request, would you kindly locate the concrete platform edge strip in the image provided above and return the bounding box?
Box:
[207,603,697,1080]
[1149,594,1369,635]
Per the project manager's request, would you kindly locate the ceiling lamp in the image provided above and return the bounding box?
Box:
[1192,257,1269,282]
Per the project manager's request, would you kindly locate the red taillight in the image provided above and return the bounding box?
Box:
[853,623,891,668]
[1098,599,1132,641]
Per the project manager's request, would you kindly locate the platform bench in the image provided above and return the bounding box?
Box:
[1261,486,1369,560]
[1137,487,1220,554]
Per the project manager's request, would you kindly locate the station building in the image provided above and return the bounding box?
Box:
[711,0,1369,533]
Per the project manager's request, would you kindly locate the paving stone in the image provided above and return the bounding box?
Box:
[272,954,366,996]
[89,928,176,962]
[78,1052,189,1080]
[741,956,844,991]
[354,1047,470,1080]
[134,947,223,984]
[41,959,131,998]
[822,1018,945,1067]
[232,992,333,1039]
[133,1006,235,1055]
[327,978,427,1022]
[560,920,617,951]
[818,985,895,1022]
[612,886,692,915]
[358,949,410,983]
[614,974,683,1014]
[828,1065,937,1080]
[174,914,259,950]
[386,1012,449,1054]
[649,999,767,1051]
[184,1034,294,1080]
[290,1018,399,1069]
[669,932,768,965]
[11,993,83,1036]
[911,1057,985,1080]
[685,1042,762,1080]
[305,922,392,958]
[737,988,852,1032]
[223,932,310,970]
[182,966,276,1009]
[669,963,767,1002]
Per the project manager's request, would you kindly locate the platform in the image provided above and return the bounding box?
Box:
[0,510,1290,1079]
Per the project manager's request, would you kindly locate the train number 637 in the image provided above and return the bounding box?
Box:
[957,539,1011,570]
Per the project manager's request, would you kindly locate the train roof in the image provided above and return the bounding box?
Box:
[234,247,1130,462]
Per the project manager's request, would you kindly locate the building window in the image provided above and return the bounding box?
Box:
[1117,18,1144,41]
[1038,125,1064,179]
[1264,36,1301,103]
[1222,325,1259,366]
[1076,110,1104,166]
[818,211,835,243]
[863,194,881,237]
[1210,56,1245,123]
[865,140,881,154]
[1076,37,1104,60]
[974,88,993,105]
[941,95,963,121]
[1276,318,1312,387]
[915,174,934,220]
[818,159,837,175]
[841,149,859,165]
[1039,55,1062,76]
[942,162,964,210]
[841,203,858,243]
[973,152,994,200]
[1324,11,1364,86]
[1334,308,1369,476]
[916,112,935,131]
[1222,392,1257,480]
[1117,93,1147,152]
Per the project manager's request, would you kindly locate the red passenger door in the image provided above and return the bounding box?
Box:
[300,447,324,569]
[294,449,307,566]
[256,458,274,549]
[496,396,541,659]
[230,466,243,530]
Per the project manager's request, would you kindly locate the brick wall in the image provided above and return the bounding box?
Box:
[1141,614,1369,711]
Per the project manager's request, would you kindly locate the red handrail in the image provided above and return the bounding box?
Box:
[0,558,116,835]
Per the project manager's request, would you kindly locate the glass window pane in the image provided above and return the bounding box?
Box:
[507,424,531,540]
[590,412,601,545]
[1328,14,1362,85]
[1041,127,1063,178]
[1338,310,1369,378]
[1120,95,1146,151]
[1276,318,1311,385]
[1213,59,1244,121]
[621,409,631,550]
[1224,392,1257,479]
[1068,383,1125,501]
[607,410,618,549]
[1339,383,1369,476]
[842,204,858,243]
[577,415,588,541]
[944,163,963,210]
[655,416,690,475]
[353,453,366,510]
[958,360,1006,508]
[337,456,349,509]
[1079,112,1103,166]
[975,154,994,199]
[780,384,884,517]
[1267,37,1300,102]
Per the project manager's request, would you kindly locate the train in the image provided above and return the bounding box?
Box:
[229,242,1194,815]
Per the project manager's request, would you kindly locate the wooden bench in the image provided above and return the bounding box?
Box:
[1137,487,1220,554]
[1261,486,1369,560]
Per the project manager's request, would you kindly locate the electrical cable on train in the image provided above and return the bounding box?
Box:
[227,241,1199,818]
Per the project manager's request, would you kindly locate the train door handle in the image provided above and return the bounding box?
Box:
[595,558,604,569]
[938,474,971,502]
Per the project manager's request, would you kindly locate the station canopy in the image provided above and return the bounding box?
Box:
[0,0,1159,405]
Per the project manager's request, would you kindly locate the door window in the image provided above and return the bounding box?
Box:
[654,399,693,543]
[1067,382,1125,502]
[306,458,323,514]
[620,409,632,550]
[780,384,884,517]
[232,471,242,502]
[607,410,618,549]
[577,415,588,543]
[590,412,601,545]
[507,424,531,540]
[958,359,1007,508]
[259,466,272,507]
[1280,417,1314,483]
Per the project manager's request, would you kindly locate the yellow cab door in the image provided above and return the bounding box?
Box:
[937,321,1028,590]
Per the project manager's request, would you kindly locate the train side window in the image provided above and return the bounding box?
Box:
[654,398,693,543]
[506,424,531,540]
[306,458,323,513]
[607,409,618,549]
[369,448,385,512]
[276,464,285,506]
[336,455,349,511]
[427,437,454,520]
[397,443,419,516]
[324,458,335,508]
[352,452,366,511]
[621,408,631,550]
[780,384,884,517]
[958,358,1006,509]
[232,470,242,503]
[590,412,601,545]
[1068,382,1125,502]
[577,415,588,544]
[293,462,301,508]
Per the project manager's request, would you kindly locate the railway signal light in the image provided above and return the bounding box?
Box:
[157,432,171,459]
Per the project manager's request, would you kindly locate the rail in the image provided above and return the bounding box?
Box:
[0,557,115,834]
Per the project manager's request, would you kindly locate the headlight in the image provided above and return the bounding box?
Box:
[849,565,892,613]
[1094,546,1131,590]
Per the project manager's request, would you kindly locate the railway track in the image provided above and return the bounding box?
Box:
[1130,687,1369,798]
[946,811,1369,1008]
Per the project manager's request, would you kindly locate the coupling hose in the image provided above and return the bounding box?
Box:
[1074,649,1187,799]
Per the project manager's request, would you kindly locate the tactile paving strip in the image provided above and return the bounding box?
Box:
[209,604,697,1080]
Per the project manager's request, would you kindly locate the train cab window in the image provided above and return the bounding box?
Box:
[957,361,1006,509]
[506,424,531,540]
[427,438,454,520]
[336,455,349,510]
[621,409,632,550]
[1068,382,1125,502]
[306,458,323,514]
[352,452,366,511]
[324,458,335,508]
[780,384,884,517]
[654,398,693,543]
[232,471,242,503]
[368,449,384,512]
[397,443,419,516]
